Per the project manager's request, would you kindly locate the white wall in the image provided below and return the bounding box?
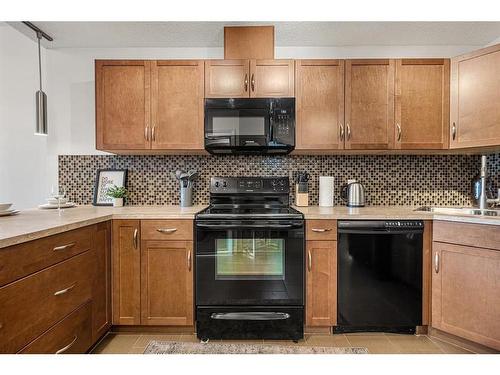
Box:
[0,24,50,209]
[0,22,491,208]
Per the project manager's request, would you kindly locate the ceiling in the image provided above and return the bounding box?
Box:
[8,21,500,49]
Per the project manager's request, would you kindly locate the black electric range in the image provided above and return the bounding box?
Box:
[195,177,305,341]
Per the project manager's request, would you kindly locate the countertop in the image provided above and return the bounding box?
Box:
[0,205,207,248]
[2,204,500,249]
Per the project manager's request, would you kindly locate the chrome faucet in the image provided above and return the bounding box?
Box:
[478,155,500,210]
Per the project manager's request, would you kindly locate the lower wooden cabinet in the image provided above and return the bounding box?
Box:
[112,220,141,325]
[141,240,194,325]
[432,241,500,350]
[306,237,337,327]
[19,302,93,354]
[112,219,194,327]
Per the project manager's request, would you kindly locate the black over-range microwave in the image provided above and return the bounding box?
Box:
[204,98,295,154]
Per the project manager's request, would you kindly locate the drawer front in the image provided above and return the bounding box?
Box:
[141,219,193,241]
[19,302,92,354]
[0,225,93,287]
[306,220,337,241]
[433,220,500,251]
[0,249,95,353]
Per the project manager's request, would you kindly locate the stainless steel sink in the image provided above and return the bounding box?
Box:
[415,206,500,216]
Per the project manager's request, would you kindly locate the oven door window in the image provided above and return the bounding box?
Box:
[216,238,285,280]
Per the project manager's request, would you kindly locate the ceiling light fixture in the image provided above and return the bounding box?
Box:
[22,22,53,136]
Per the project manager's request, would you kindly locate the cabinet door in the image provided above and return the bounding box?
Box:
[395,59,450,150]
[151,60,204,150]
[250,59,294,98]
[296,60,345,150]
[112,220,141,325]
[306,241,337,326]
[450,44,500,148]
[141,241,193,326]
[95,60,151,150]
[205,60,250,98]
[92,221,111,341]
[432,242,500,350]
[345,59,395,150]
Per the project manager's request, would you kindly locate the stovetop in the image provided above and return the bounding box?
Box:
[196,205,303,220]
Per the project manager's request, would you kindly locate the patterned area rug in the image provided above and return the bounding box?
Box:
[144,340,368,354]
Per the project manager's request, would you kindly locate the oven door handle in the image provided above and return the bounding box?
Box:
[210,312,291,321]
[196,223,302,229]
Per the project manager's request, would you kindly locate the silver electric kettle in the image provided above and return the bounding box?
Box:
[341,180,365,207]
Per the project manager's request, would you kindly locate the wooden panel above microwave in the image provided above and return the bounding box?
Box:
[224,26,275,60]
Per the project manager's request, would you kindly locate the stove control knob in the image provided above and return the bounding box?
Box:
[222,181,227,188]
[214,181,220,188]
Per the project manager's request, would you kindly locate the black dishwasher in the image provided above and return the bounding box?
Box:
[336,220,423,334]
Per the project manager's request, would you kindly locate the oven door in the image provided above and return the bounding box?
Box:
[195,219,304,306]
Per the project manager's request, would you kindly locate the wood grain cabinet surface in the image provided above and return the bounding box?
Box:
[432,221,500,350]
[112,220,141,325]
[295,60,345,150]
[141,240,194,326]
[395,59,450,150]
[450,44,500,149]
[345,59,395,150]
[306,240,337,327]
[224,26,275,60]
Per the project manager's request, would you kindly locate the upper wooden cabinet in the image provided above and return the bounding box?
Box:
[395,59,450,150]
[151,60,204,150]
[345,59,395,150]
[96,60,204,152]
[205,59,294,98]
[205,60,249,98]
[95,60,151,151]
[295,60,344,150]
[450,44,500,149]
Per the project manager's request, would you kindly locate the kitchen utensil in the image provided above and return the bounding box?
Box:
[341,180,365,207]
[295,171,309,207]
[0,203,13,211]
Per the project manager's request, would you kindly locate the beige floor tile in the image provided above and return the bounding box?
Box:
[304,334,352,348]
[428,337,474,354]
[345,334,399,354]
[134,334,181,348]
[91,333,141,354]
[220,339,264,345]
[386,334,442,354]
[177,334,203,343]
[128,347,147,354]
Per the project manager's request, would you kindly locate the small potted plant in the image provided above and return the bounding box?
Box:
[107,185,128,207]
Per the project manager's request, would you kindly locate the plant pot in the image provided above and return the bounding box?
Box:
[112,198,124,207]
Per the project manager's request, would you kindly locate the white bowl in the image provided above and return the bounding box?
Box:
[0,203,13,211]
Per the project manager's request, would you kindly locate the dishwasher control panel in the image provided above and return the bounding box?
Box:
[384,221,424,229]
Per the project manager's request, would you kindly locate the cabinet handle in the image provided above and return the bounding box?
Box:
[434,252,440,273]
[452,122,456,141]
[308,251,312,271]
[396,123,402,142]
[156,228,177,234]
[339,123,344,141]
[133,228,138,249]
[187,250,192,271]
[55,335,78,354]
[346,123,351,141]
[251,73,255,92]
[53,242,76,251]
[152,125,156,141]
[145,125,149,141]
[54,283,76,296]
[244,73,248,92]
[311,228,332,233]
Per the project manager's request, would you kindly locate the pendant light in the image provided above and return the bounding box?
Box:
[35,31,48,136]
[22,22,53,136]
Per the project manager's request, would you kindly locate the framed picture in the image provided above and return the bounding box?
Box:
[93,169,127,206]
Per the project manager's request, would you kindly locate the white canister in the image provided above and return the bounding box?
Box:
[319,176,335,207]
[112,197,124,207]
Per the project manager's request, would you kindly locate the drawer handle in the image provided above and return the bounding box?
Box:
[53,242,76,251]
[55,335,78,354]
[157,228,177,234]
[54,283,76,296]
[311,228,332,233]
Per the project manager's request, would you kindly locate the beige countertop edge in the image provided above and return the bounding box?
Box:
[2,205,500,249]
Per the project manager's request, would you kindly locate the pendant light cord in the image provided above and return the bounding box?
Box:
[37,31,42,91]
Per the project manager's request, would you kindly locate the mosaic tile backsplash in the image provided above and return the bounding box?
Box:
[59,154,500,207]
